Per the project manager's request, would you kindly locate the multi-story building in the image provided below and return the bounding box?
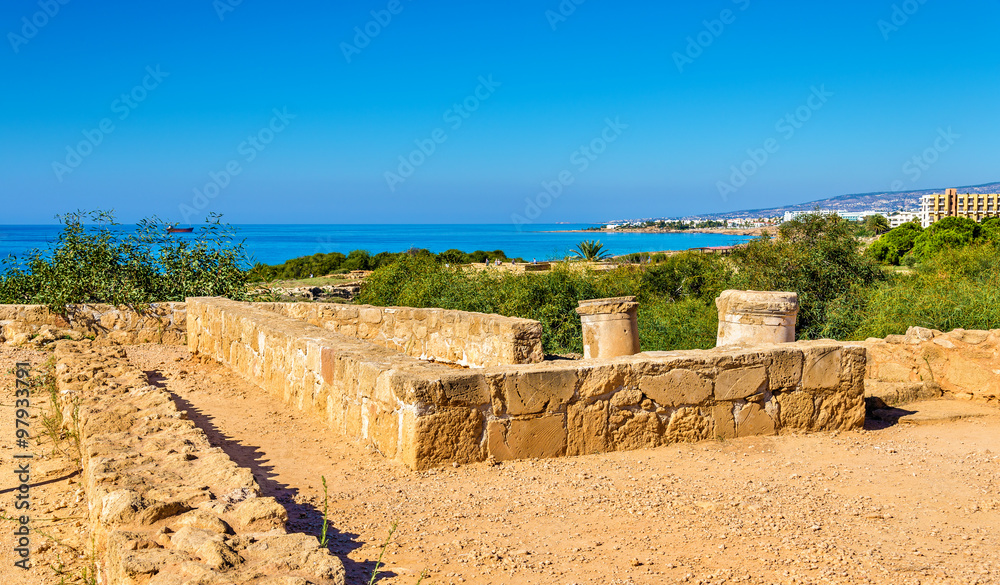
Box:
[886,211,919,228]
[921,188,1000,227]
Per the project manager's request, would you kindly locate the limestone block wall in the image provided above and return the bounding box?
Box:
[54,341,344,585]
[256,301,543,367]
[189,298,867,470]
[0,303,187,345]
[862,326,1000,405]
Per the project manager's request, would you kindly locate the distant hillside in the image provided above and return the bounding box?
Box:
[612,181,1000,223]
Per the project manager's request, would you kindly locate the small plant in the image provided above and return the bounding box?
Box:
[319,475,330,548]
[368,520,399,585]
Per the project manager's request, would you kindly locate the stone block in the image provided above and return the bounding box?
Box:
[610,410,662,451]
[665,407,713,443]
[439,372,490,407]
[640,368,713,407]
[488,414,566,460]
[735,402,776,437]
[767,347,803,389]
[715,366,768,401]
[711,403,736,439]
[501,367,577,416]
[366,401,399,458]
[400,408,484,470]
[802,344,843,392]
[775,391,814,431]
[566,400,609,456]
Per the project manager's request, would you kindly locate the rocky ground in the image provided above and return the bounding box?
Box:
[4,343,1000,584]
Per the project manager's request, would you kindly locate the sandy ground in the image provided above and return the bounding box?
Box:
[118,344,1000,585]
[0,346,92,585]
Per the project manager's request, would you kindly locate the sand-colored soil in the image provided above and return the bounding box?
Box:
[5,344,1000,584]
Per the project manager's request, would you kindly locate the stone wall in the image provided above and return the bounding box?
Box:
[256,301,544,368]
[863,326,1000,405]
[189,297,866,469]
[0,303,187,345]
[54,341,345,585]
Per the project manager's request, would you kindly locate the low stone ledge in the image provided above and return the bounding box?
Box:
[256,301,544,367]
[0,303,187,346]
[862,326,1000,402]
[188,297,867,469]
[54,340,345,585]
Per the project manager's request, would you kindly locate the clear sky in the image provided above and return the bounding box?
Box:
[2,0,998,225]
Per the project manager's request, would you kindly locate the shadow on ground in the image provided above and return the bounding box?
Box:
[146,369,396,583]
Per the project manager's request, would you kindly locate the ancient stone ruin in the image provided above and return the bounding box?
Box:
[16,291,997,584]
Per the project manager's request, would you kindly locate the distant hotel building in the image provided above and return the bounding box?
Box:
[920,188,1000,228]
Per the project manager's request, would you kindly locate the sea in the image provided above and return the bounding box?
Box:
[0,224,753,266]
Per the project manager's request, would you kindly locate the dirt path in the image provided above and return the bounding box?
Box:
[0,346,92,585]
[126,343,1000,585]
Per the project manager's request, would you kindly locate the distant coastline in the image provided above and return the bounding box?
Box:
[545,226,775,237]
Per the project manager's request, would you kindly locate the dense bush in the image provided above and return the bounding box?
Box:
[866,222,922,265]
[826,244,1000,338]
[254,247,522,281]
[0,211,248,313]
[910,216,981,261]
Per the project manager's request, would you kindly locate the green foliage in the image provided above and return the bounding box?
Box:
[863,214,891,235]
[910,216,981,260]
[866,222,923,265]
[571,240,611,261]
[360,255,719,354]
[255,247,522,281]
[730,213,886,340]
[0,211,248,312]
[637,298,718,351]
[826,244,1000,339]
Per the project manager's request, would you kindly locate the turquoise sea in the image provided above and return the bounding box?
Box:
[0,224,753,266]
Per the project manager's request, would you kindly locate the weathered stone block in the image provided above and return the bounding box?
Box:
[711,403,736,439]
[767,347,803,389]
[400,408,484,469]
[715,366,768,401]
[775,391,814,431]
[802,344,843,392]
[567,400,609,456]
[609,410,662,451]
[665,407,713,443]
[488,414,567,460]
[735,402,776,437]
[501,367,577,416]
[640,368,713,407]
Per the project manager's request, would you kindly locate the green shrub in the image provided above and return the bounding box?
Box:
[867,222,923,265]
[910,216,981,260]
[0,211,248,313]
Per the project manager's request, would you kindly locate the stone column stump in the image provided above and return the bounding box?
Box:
[715,290,799,347]
[575,296,641,359]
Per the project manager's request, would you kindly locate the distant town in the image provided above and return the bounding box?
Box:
[605,181,1000,230]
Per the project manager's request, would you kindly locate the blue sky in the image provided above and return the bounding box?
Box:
[2,0,998,224]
